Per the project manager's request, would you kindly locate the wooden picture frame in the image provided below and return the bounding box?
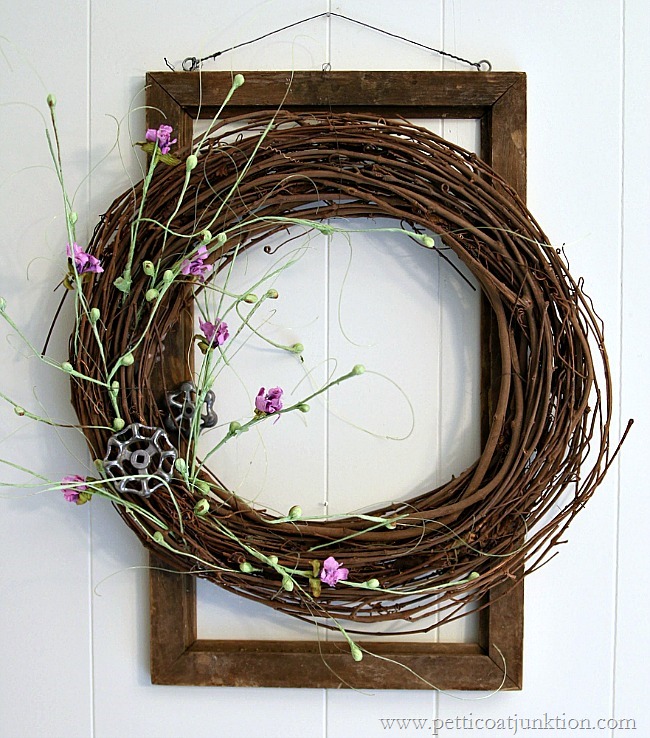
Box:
[145,70,526,690]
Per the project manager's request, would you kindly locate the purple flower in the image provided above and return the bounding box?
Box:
[67,242,104,274]
[61,474,88,503]
[320,556,349,587]
[199,316,229,348]
[255,387,283,415]
[145,124,177,155]
[181,245,213,280]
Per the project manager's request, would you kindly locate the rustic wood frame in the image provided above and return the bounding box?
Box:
[145,70,526,690]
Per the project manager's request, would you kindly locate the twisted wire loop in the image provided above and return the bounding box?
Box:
[70,111,614,634]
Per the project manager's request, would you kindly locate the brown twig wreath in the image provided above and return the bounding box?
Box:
[69,110,619,636]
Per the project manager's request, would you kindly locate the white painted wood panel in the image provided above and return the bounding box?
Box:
[617,0,650,724]
[0,4,94,738]
[438,0,625,731]
[87,3,331,737]
[0,2,647,737]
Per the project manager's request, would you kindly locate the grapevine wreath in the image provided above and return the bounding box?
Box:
[65,106,619,642]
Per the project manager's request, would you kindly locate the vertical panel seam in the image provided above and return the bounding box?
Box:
[435,0,446,724]
[324,6,332,670]
[325,230,331,530]
[326,0,332,68]
[612,0,626,734]
[87,1,96,736]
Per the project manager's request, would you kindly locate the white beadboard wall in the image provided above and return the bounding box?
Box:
[0,2,648,737]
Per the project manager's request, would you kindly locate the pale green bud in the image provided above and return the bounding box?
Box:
[195,480,210,495]
[468,571,480,581]
[282,576,294,592]
[233,74,245,89]
[186,154,198,171]
[112,417,125,431]
[352,364,365,375]
[153,531,164,544]
[120,352,134,366]
[68,211,78,225]
[89,307,100,324]
[14,406,25,416]
[216,232,227,244]
[162,270,174,284]
[61,361,74,373]
[243,293,257,304]
[47,93,56,107]
[142,260,155,276]
[201,230,212,244]
[291,343,304,354]
[194,499,209,517]
[350,643,363,662]
[111,380,120,393]
[297,403,310,413]
[239,562,254,573]
[0,297,6,312]
[365,578,380,589]
[413,233,435,248]
[174,458,187,474]
[145,288,159,302]
[268,555,278,566]
[229,421,242,434]
[288,505,302,520]
[265,289,279,299]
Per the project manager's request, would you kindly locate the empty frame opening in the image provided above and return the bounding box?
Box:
[193,118,482,644]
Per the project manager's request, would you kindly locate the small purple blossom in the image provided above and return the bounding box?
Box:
[181,245,213,281]
[145,124,177,155]
[67,242,104,274]
[255,387,283,415]
[199,316,229,348]
[61,474,88,503]
[320,556,349,588]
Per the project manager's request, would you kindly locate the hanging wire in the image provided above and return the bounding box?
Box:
[169,12,491,73]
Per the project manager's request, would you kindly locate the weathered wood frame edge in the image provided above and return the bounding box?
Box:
[145,70,526,690]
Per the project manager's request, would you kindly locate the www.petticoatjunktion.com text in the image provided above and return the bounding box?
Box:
[378,713,637,735]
